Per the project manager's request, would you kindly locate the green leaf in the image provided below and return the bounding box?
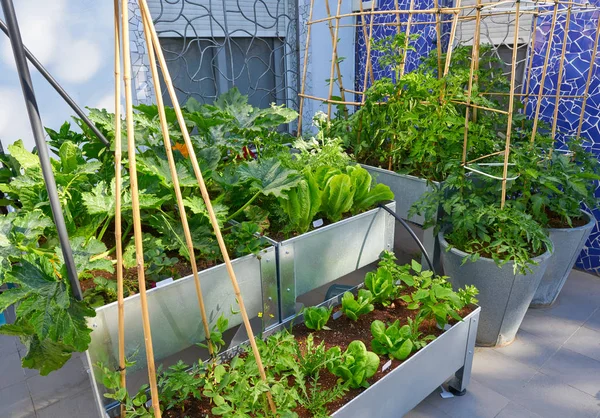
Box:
[0,287,29,311]
[57,237,114,276]
[21,334,73,376]
[238,158,302,198]
[321,174,355,222]
[58,142,85,174]
[82,180,115,217]
[411,259,422,273]
[8,140,39,170]
[279,170,322,233]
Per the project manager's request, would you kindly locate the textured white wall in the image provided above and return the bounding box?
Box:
[0,0,115,150]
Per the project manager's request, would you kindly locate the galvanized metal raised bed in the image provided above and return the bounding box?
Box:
[85,247,278,416]
[271,202,396,320]
[218,288,480,418]
[332,307,480,417]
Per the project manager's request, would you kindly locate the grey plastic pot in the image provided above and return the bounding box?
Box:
[439,231,552,347]
[530,210,595,308]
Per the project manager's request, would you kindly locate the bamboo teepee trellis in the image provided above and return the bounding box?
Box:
[112,1,277,416]
[298,0,600,207]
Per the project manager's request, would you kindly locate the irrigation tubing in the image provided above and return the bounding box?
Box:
[0,18,110,148]
[1,0,83,299]
[377,203,436,275]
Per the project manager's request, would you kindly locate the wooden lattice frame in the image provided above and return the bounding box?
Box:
[298,0,600,207]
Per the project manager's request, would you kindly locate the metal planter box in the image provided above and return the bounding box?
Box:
[85,247,278,415]
[332,307,480,417]
[222,294,480,418]
[272,202,396,320]
[440,232,551,347]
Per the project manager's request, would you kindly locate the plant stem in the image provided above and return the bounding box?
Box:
[97,216,113,242]
[226,191,261,222]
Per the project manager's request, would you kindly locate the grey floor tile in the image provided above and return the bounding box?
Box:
[561,270,600,300]
[425,380,510,418]
[584,308,600,333]
[539,347,600,398]
[495,402,544,418]
[564,326,600,363]
[0,351,26,390]
[519,309,582,345]
[0,382,36,418]
[26,355,91,411]
[35,389,99,418]
[493,329,560,369]
[404,400,450,418]
[506,372,600,418]
[471,349,538,400]
[533,291,600,324]
[0,335,18,355]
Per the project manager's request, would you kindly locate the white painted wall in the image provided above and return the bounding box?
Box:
[299,0,355,131]
[0,0,115,151]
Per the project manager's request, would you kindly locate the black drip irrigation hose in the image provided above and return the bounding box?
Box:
[377,204,436,275]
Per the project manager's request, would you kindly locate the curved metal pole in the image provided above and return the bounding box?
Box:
[0,18,110,148]
[1,0,82,300]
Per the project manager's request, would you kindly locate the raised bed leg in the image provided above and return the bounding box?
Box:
[448,315,478,395]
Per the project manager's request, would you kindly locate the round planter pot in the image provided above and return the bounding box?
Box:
[439,231,552,347]
[530,210,595,308]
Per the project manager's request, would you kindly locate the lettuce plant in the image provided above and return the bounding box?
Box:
[326,340,380,389]
[364,266,400,307]
[303,306,333,331]
[371,318,434,360]
[340,290,375,321]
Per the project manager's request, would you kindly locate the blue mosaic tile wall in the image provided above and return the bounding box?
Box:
[355,2,600,274]
[355,0,453,96]
[525,6,600,273]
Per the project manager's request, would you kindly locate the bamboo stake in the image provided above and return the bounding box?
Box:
[443,2,461,77]
[399,0,416,78]
[551,4,572,142]
[299,93,363,106]
[531,0,559,142]
[325,0,348,115]
[113,2,126,417]
[297,0,315,137]
[120,1,161,416]
[327,0,343,118]
[466,149,507,165]
[462,0,481,165]
[140,5,214,358]
[394,0,402,38]
[576,18,600,139]
[358,0,375,84]
[482,92,586,98]
[501,0,521,209]
[451,101,510,114]
[434,0,443,77]
[137,1,277,413]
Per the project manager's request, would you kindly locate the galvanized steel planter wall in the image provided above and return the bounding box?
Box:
[362,165,437,225]
[531,211,595,307]
[332,308,480,417]
[86,247,278,410]
[274,203,396,320]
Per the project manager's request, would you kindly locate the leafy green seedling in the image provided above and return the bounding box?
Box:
[364,266,400,306]
[371,318,434,360]
[340,290,375,321]
[303,306,333,331]
[326,340,380,389]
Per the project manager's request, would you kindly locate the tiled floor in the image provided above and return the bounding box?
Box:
[1,269,600,417]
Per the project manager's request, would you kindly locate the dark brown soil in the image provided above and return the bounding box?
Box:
[546,208,587,229]
[156,296,473,418]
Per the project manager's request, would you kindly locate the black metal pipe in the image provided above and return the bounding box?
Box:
[1,0,82,300]
[378,204,436,275]
[0,18,110,148]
